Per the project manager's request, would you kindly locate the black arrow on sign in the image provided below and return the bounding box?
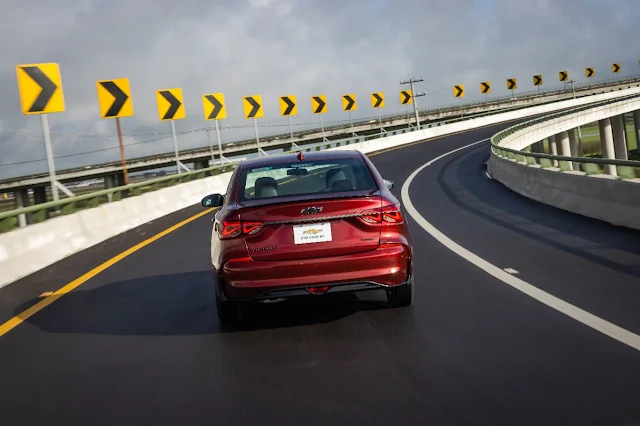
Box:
[343,95,355,110]
[372,93,383,108]
[533,75,542,85]
[454,86,464,97]
[559,72,567,81]
[246,96,261,118]
[613,64,620,73]
[587,68,594,77]
[159,90,181,120]
[22,66,58,113]
[100,81,128,117]
[205,95,223,119]
[507,79,516,90]
[281,97,295,115]
[313,96,326,113]
[481,82,490,93]
[401,91,411,104]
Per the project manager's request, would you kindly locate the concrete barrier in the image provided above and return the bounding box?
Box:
[0,172,232,289]
[487,155,640,230]
[2,86,639,289]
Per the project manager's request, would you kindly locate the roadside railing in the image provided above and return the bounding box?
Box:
[490,94,640,180]
[0,163,237,233]
[491,146,640,179]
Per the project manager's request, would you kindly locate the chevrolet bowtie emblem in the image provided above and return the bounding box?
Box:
[300,206,323,215]
[303,229,322,235]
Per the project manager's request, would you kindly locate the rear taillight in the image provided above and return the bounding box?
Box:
[381,205,403,224]
[220,220,264,239]
[357,205,404,226]
[242,221,264,235]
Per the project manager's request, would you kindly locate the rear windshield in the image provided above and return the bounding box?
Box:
[237,157,379,201]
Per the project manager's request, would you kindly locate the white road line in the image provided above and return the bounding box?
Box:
[401,139,640,352]
[503,268,519,275]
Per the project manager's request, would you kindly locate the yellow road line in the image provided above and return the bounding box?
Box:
[0,207,216,338]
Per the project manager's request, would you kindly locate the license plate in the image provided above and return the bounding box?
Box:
[293,222,332,244]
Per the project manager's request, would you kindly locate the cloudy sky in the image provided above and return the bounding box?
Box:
[1,0,639,179]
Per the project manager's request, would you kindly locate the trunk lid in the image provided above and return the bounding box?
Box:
[240,194,382,261]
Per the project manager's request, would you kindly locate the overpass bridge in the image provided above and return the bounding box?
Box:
[488,91,640,230]
[2,74,640,198]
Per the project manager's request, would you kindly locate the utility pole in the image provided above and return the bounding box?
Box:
[568,79,584,157]
[400,77,426,129]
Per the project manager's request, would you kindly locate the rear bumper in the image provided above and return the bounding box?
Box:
[219,243,411,301]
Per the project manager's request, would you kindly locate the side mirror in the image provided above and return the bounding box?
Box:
[383,179,394,190]
[201,194,224,208]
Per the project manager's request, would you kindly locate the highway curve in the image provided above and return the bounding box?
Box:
[1,122,640,426]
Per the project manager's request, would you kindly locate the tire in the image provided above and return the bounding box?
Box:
[215,293,245,325]
[386,277,414,307]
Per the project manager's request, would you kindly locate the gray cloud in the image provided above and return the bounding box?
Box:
[1,0,639,178]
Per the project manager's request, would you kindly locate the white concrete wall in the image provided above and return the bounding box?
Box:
[1,86,639,290]
[487,155,640,230]
[488,89,640,230]
[0,172,232,289]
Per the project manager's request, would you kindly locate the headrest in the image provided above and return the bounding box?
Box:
[330,179,353,191]
[255,177,278,198]
[326,168,347,187]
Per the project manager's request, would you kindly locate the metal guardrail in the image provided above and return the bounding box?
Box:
[0,163,237,233]
[490,95,640,180]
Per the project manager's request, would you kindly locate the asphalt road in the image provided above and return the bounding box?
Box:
[1,122,640,426]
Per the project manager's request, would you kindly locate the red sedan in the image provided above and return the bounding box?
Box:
[201,150,414,324]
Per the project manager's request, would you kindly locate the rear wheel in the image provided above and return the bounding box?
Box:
[386,277,414,307]
[216,295,250,325]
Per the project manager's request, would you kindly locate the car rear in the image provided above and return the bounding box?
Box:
[216,152,412,302]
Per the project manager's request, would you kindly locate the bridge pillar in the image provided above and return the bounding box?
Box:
[557,131,573,170]
[598,118,617,176]
[611,114,629,160]
[116,172,126,186]
[15,189,31,227]
[104,175,116,202]
[534,141,544,153]
[32,186,50,220]
[549,136,559,167]
[633,110,640,153]
[567,129,579,170]
[33,187,47,205]
[194,160,209,170]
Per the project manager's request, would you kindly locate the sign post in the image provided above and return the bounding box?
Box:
[202,93,227,164]
[311,95,328,141]
[16,63,66,203]
[533,75,543,92]
[243,95,264,157]
[506,78,517,97]
[342,94,357,136]
[279,95,298,150]
[371,92,385,135]
[96,78,134,185]
[155,88,186,174]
